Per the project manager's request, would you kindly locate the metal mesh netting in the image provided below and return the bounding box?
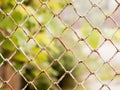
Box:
[0,0,120,90]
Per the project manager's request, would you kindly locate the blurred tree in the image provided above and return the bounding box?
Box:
[0,0,78,90]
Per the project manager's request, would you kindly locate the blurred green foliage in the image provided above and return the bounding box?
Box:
[0,0,114,90]
[0,0,77,90]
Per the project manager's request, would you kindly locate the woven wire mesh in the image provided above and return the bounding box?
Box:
[0,0,120,90]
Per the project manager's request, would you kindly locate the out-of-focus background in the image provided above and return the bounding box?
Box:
[0,0,120,90]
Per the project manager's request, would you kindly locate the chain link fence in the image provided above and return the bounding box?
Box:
[0,0,120,90]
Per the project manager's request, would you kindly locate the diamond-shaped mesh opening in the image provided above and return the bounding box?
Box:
[8,73,21,90]
[21,62,40,81]
[11,50,28,70]
[34,5,53,24]
[110,52,120,73]
[23,16,41,36]
[11,5,28,24]
[35,29,53,47]
[111,29,120,51]
[60,5,79,25]
[80,23,93,39]
[99,18,118,39]
[10,27,28,48]
[34,50,53,70]
[1,39,16,58]
[61,28,78,48]
[83,75,102,90]
[109,75,120,89]
[86,30,102,49]
[0,62,16,81]
[112,29,120,43]
[85,52,104,72]
[97,63,115,84]
[48,61,65,82]
[1,0,16,13]
[20,39,40,59]
[72,18,83,30]
[71,41,91,60]
[46,16,66,36]
[71,62,90,83]
[99,0,118,15]
[59,73,76,89]
[46,39,66,59]
[20,74,29,89]
[23,0,42,10]
[0,16,16,31]
[33,72,51,90]
[2,38,16,53]
[72,17,92,34]
[73,0,92,16]
[98,41,117,61]
[112,6,120,26]
[59,51,77,71]
[86,7,106,27]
